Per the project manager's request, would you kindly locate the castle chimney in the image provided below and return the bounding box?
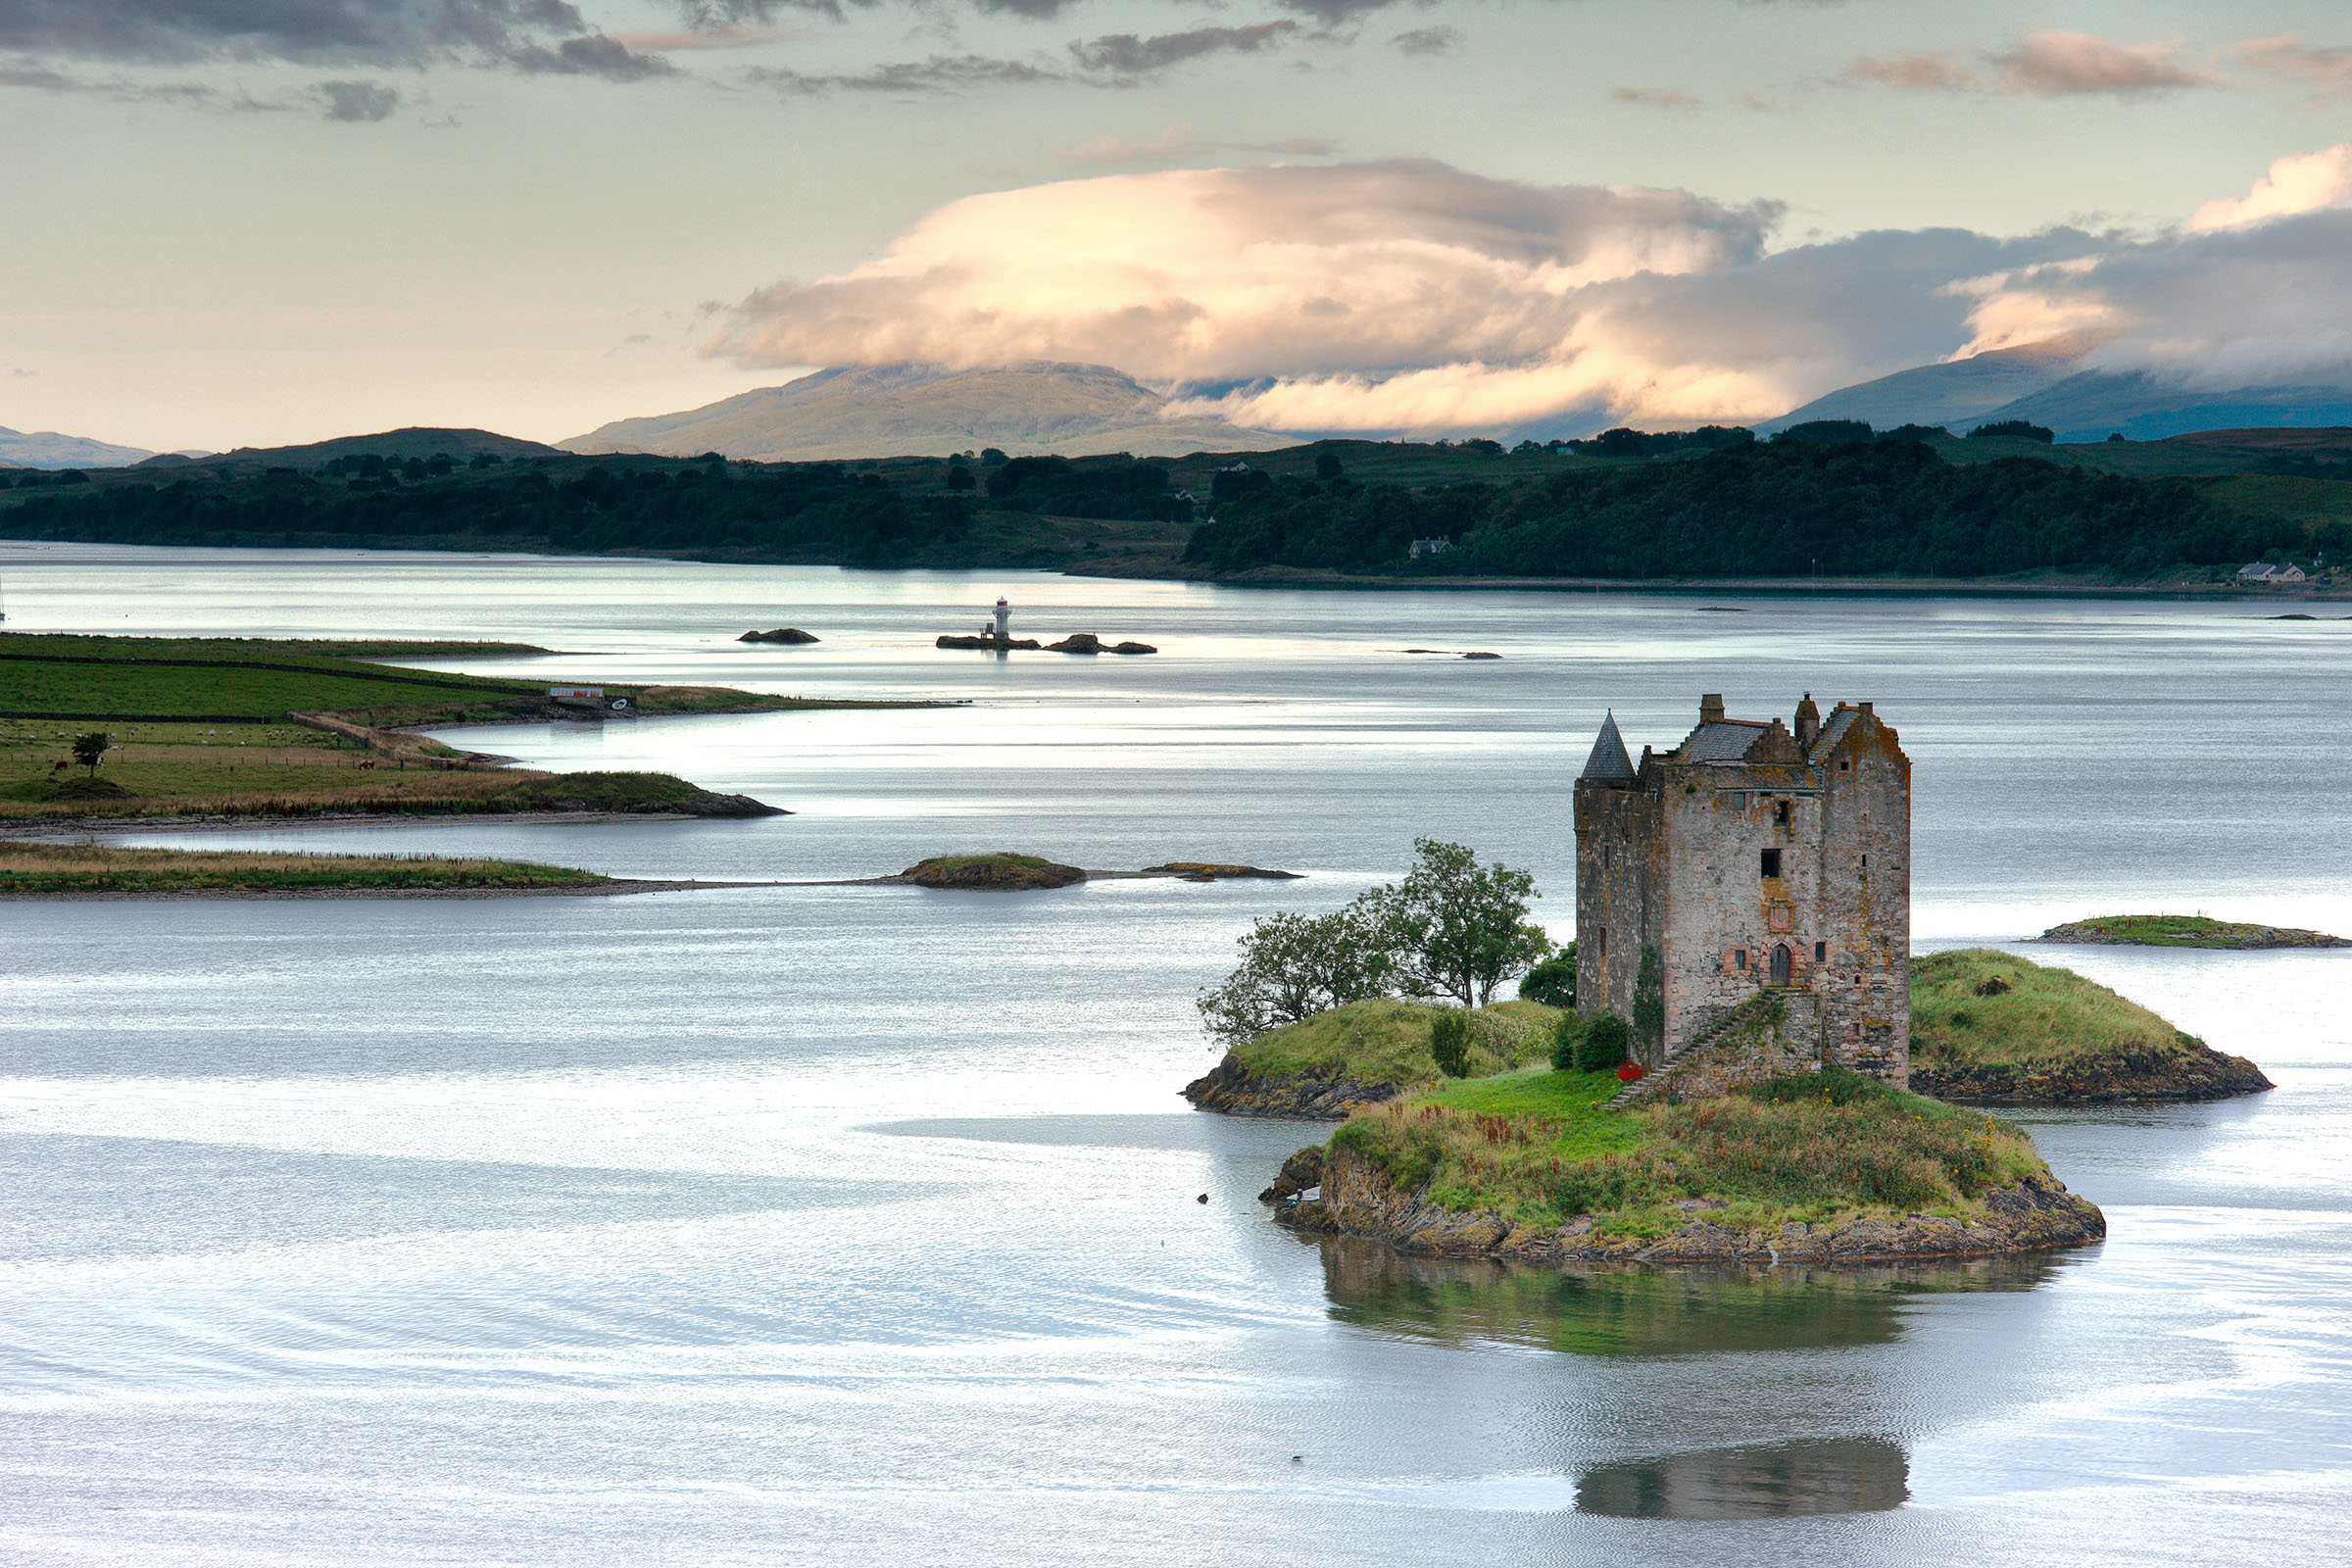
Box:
[1859,701,1875,721]
[1794,692,1821,749]
[1699,693,1725,724]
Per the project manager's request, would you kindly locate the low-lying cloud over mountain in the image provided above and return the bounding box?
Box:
[710,146,2352,439]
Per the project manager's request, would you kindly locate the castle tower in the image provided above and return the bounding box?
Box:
[1573,694,1911,1087]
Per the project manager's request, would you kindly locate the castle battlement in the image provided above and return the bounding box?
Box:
[1574,693,1912,1087]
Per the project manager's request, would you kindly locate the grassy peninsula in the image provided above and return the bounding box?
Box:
[0,842,608,894]
[1909,949,2271,1102]
[0,632,906,822]
[1185,998,1561,1116]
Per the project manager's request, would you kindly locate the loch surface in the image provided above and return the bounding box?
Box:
[3,542,2349,1565]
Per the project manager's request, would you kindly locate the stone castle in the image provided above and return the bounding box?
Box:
[1573,694,1911,1089]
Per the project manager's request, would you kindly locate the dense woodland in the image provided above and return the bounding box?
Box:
[0,433,2336,578]
[1184,440,2295,578]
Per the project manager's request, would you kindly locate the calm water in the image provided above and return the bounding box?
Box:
[3,542,2350,1565]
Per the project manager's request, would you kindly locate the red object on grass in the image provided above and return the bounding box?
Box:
[1615,1062,1645,1083]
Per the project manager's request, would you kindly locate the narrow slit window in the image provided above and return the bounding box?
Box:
[1760,848,1782,879]
[1774,799,1790,826]
[1813,941,1826,962]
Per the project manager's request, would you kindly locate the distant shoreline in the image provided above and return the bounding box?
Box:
[0,876,781,901]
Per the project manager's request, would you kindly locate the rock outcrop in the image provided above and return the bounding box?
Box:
[1046,633,1157,654]
[1912,1045,2273,1103]
[936,634,1042,650]
[1138,862,1300,881]
[902,856,1084,890]
[740,627,818,644]
[1282,1147,2105,1265]
[1183,1051,1404,1118]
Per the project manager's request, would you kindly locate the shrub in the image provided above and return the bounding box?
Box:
[1549,1011,1582,1071]
[1578,1014,1631,1073]
[1430,1011,1472,1078]
[1519,946,1575,1007]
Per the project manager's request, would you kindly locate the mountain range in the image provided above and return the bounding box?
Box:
[1768,339,2352,442]
[562,362,1283,462]
[0,425,159,469]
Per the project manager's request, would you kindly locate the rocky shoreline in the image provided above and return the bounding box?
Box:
[1182,1051,1404,1118]
[1276,1147,2106,1266]
[1912,1043,2272,1103]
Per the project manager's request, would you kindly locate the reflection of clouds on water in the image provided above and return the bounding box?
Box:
[1577,1438,1910,1518]
[1316,1237,2059,1357]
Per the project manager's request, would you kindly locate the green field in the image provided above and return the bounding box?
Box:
[0,842,604,893]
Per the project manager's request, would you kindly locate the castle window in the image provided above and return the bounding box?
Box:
[1839,760,1849,771]
[1596,930,1605,956]
[1813,941,1826,962]
[1734,949,1747,970]
[1775,799,1790,826]
[1760,848,1782,879]
[1861,855,1869,868]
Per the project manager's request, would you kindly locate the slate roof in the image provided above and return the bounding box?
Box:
[1809,707,1861,761]
[1675,720,1770,763]
[1581,710,1637,781]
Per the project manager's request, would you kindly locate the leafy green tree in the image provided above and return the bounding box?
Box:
[1549,1011,1582,1071]
[71,731,109,777]
[1430,1011,1472,1078]
[1359,838,1549,1006]
[1518,944,1575,1007]
[1197,906,1395,1048]
[1576,1014,1631,1073]
[1314,452,1344,481]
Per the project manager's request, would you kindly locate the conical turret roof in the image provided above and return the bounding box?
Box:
[1581,710,1636,782]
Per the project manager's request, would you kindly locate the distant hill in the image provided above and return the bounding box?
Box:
[564,363,1286,462]
[1771,340,2352,443]
[0,425,154,469]
[1963,371,2352,443]
[221,427,561,466]
[1764,337,2094,434]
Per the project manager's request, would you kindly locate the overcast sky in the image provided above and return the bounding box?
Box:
[6,0,2352,450]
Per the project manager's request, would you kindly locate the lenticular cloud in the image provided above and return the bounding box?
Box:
[716,155,2352,435]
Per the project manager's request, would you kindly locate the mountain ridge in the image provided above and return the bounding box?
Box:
[564,362,1286,462]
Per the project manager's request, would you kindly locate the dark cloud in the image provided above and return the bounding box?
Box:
[1611,85,1699,110]
[750,54,1061,94]
[512,33,672,79]
[1068,24,1300,81]
[316,77,401,119]
[753,20,1307,95]
[0,1,592,65]
[1388,27,1458,59]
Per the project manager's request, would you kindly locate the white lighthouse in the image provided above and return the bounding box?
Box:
[993,597,1010,644]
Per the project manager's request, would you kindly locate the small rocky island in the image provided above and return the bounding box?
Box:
[1188,1000,2103,1266]
[739,628,819,644]
[1908,950,2272,1102]
[2038,914,2349,949]
[896,853,1298,891]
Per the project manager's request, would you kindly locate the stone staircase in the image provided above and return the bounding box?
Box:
[1611,988,1824,1105]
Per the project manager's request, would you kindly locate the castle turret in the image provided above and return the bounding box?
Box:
[1580,710,1636,784]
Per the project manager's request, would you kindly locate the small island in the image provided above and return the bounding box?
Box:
[2038,914,2349,949]
[1186,997,1558,1116]
[897,852,1298,890]
[1908,949,2272,1102]
[1278,1057,2102,1266]
[0,842,758,898]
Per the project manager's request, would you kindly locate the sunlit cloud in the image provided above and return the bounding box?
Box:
[2234,34,2352,102]
[2188,141,2352,231]
[1611,85,1700,110]
[1835,30,2216,99]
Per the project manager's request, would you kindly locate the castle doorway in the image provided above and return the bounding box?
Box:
[1771,944,1791,985]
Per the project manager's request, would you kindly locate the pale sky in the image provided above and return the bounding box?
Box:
[6,0,2352,451]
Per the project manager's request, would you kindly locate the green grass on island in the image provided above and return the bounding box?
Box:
[1234,998,1564,1088]
[1909,949,2214,1075]
[0,632,918,820]
[1330,1065,2044,1241]
[0,842,604,893]
[2039,913,2348,948]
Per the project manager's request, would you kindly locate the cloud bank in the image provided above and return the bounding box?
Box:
[1837,29,2216,99]
[715,151,2352,435]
